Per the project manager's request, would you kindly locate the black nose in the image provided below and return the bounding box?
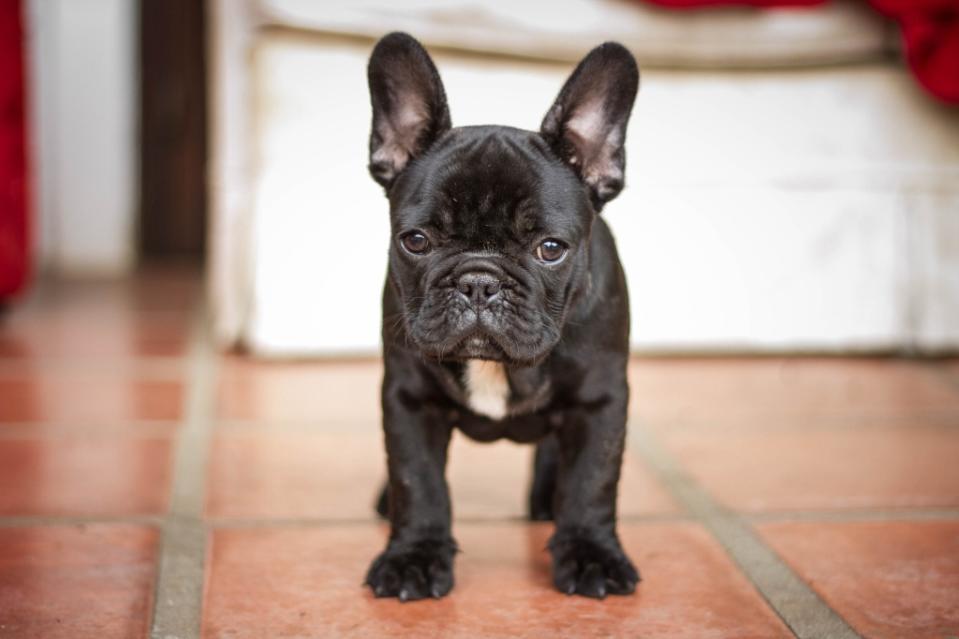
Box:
[456,271,502,305]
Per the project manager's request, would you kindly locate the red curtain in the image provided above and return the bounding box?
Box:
[644,0,959,103]
[871,0,959,102]
[0,0,29,299]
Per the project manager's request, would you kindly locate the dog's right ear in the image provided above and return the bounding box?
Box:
[367,33,451,190]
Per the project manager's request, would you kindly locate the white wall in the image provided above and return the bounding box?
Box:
[25,0,137,275]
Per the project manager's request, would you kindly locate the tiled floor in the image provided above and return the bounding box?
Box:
[1,268,958,638]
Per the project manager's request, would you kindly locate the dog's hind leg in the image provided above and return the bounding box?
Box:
[529,433,560,521]
[375,482,390,519]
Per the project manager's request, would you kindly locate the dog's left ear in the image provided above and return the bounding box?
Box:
[367,32,452,190]
[541,43,639,211]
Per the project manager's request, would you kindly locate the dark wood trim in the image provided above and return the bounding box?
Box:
[139,0,208,258]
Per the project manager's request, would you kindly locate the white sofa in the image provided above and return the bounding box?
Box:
[209,0,959,355]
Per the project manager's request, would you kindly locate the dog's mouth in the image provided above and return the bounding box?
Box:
[454,334,507,361]
[406,299,559,365]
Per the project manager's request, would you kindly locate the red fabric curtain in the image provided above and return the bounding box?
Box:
[871,0,959,102]
[644,0,959,103]
[0,0,29,299]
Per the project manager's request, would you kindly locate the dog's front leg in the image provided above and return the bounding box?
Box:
[365,369,456,601]
[549,369,639,599]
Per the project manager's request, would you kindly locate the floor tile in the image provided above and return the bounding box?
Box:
[15,267,201,314]
[216,358,382,424]
[655,423,959,512]
[758,520,959,639]
[448,432,678,519]
[203,522,789,639]
[0,374,182,423]
[0,435,172,516]
[939,359,959,385]
[122,263,204,312]
[206,430,382,520]
[0,273,195,360]
[0,525,158,639]
[0,312,189,359]
[629,358,959,426]
[206,430,675,521]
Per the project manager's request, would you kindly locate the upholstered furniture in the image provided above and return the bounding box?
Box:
[210,0,959,354]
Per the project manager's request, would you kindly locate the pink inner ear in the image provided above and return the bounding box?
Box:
[565,99,624,189]
[373,91,430,175]
[566,99,606,155]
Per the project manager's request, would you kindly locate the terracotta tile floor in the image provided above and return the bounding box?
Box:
[204,523,791,639]
[758,520,959,639]
[1,269,958,638]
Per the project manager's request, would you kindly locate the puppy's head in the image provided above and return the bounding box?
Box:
[368,33,638,365]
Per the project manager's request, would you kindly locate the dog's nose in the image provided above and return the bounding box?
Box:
[456,272,502,305]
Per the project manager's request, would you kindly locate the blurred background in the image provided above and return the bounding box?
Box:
[2,2,959,637]
[2,0,957,354]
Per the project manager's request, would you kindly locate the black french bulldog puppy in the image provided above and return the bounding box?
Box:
[364,32,639,601]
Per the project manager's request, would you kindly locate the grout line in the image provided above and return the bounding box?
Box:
[203,512,693,529]
[631,426,862,639]
[0,514,164,528]
[746,507,959,523]
[635,411,959,432]
[213,419,381,432]
[1,505,952,530]
[0,357,187,378]
[0,422,178,437]
[149,307,218,639]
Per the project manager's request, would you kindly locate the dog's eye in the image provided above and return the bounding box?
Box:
[536,239,567,263]
[400,232,431,255]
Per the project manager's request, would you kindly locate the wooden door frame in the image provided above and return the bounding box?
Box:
[139,0,208,258]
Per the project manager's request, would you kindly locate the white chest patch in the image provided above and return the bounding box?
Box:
[464,360,510,420]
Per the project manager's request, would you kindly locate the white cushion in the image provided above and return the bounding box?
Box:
[236,35,959,354]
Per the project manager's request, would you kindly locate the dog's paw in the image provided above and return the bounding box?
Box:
[549,531,640,599]
[365,538,457,601]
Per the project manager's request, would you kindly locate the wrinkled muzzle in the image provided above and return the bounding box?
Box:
[405,258,561,364]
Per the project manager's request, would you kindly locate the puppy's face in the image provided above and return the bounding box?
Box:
[386,127,590,364]
[368,34,638,365]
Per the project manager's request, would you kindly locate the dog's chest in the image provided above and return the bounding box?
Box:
[463,360,510,420]
[459,360,553,423]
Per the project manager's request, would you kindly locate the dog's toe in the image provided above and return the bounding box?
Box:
[576,562,608,599]
[549,532,640,598]
[365,538,456,602]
